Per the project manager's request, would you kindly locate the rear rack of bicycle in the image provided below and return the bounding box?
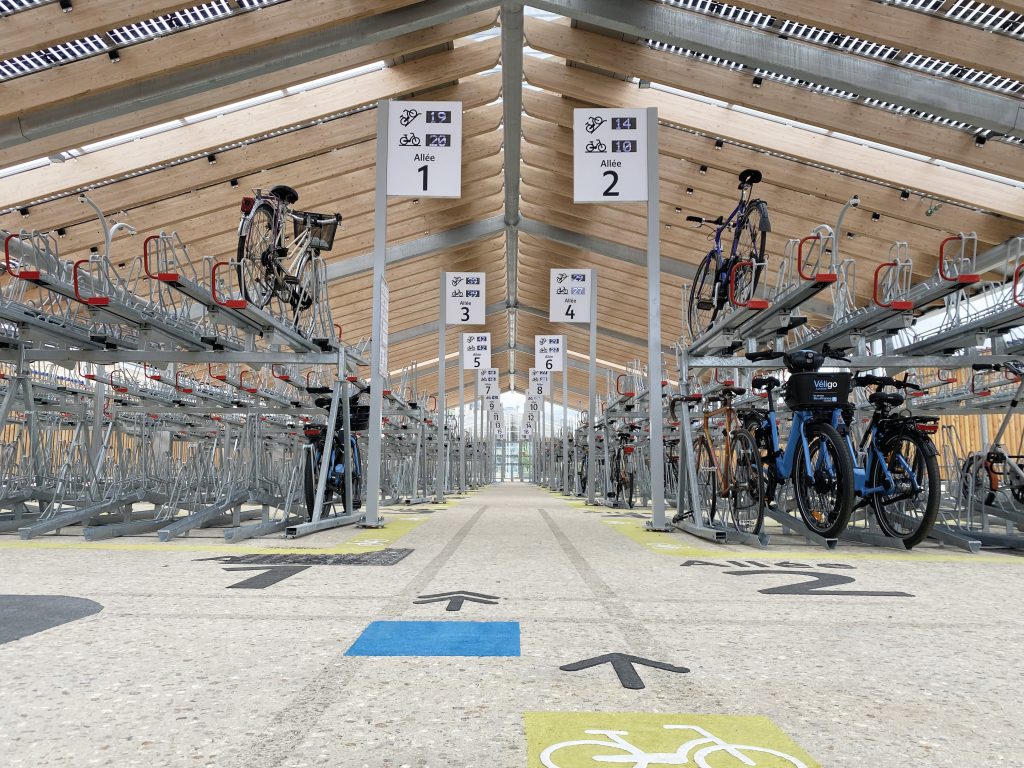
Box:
[665,196,1024,552]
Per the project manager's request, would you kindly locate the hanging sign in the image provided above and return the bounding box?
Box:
[477,368,499,397]
[387,100,462,197]
[529,368,551,397]
[573,108,648,203]
[462,333,491,370]
[549,268,592,323]
[445,272,486,324]
[535,335,565,373]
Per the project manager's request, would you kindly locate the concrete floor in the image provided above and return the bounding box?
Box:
[1,482,1022,767]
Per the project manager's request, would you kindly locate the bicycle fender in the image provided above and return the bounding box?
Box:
[749,199,772,232]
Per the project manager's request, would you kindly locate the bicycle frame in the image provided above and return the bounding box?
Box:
[700,401,737,495]
[764,407,839,484]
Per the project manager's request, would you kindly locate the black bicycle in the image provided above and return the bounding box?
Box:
[303,394,368,520]
[685,169,771,339]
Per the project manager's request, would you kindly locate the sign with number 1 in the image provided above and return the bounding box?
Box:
[386,100,462,197]
[574,108,648,203]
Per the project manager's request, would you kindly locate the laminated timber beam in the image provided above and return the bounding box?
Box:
[524,17,1022,177]
[734,0,1024,86]
[526,0,1024,136]
[0,8,499,167]
[523,56,1024,220]
[0,37,501,211]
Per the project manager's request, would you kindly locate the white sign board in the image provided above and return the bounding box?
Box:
[573,108,648,203]
[549,268,592,323]
[529,368,551,397]
[462,333,491,370]
[379,278,390,373]
[445,272,486,325]
[477,368,499,397]
[486,395,502,414]
[524,395,541,432]
[387,100,462,198]
[535,334,565,372]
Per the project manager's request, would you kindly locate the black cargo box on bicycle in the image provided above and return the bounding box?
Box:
[784,372,852,410]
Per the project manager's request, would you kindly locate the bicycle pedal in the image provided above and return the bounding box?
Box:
[697,301,714,310]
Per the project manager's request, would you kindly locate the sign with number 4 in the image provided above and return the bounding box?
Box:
[549,269,591,323]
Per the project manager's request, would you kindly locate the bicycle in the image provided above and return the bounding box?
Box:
[609,423,640,508]
[846,373,941,548]
[685,168,771,340]
[745,348,855,538]
[674,388,763,534]
[236,185,341,327]
[960,360,1024,508]
[303,393,368,519]
[540,724,810,767]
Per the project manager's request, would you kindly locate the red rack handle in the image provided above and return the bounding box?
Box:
[616,374,627,395]
[271,364,290,382]
[72,259,109,306]
[4,233,40,279]
[728,260,753,307]
[108,369,128,393]
[938,235,961,282]
[796,234,821,281]
[1014,262,1024,309]
[210,261,246,308]
[335,323,343,341]
[175,371,193,394]
[207,362,226,382]
[143,363,161,381]
[142,235,160,279]
[872,261,898,308]
[239,369,257,393]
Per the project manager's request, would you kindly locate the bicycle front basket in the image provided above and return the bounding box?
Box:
[293,211,340,251]
[784,372,851,410]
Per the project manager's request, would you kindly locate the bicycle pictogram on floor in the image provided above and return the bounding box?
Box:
[540,724,810,768]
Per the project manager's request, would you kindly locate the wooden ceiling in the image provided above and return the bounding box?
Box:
[0,0,1022,407]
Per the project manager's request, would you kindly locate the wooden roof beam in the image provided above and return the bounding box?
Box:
[0,37,501,210]
[524,16,1022,177]
[523,56,1024,220]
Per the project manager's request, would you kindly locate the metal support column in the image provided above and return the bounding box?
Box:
[587,273,598,505]
[436,274,446,503]
[644,107,668,531]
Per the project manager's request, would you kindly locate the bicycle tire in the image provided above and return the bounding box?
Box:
[693,435,718,526]
[729,427,764,534]
[237,202,277,308]
[626,470,635,509]
[304,444,336,520]
[960,453,993,506]
[687,250,718,340]
[291,252,316,334]
[793,421,854,538]
[728,201,768,304]
[870,430,940,548]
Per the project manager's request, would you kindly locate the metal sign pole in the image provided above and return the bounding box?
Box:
[363,99,390,528]
[459,350,466,493]
[561,353,569,496]
[436,273,446,503]
[645,106,667,531]
[587,274,598,505]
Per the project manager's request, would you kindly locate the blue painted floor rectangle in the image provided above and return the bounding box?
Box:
[345,620,521,656]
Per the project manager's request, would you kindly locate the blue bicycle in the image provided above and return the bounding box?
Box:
[844,374,941,548]
[744,348,855,538]
[685,169,771,339]
[303,394,366,519]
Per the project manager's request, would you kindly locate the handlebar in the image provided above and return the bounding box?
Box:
[853,373,921,391]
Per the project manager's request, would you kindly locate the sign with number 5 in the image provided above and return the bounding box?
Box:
[462,333,491,369]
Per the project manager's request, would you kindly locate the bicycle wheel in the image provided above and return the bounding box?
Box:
[237,202,277,308]
[626,470,635,509]
[687,250,718,340]
[728,201,768,304]
[793,421,854,538]
[870,430,940,548]
[729,428,764,534]
[960,454,992,506]
[693,436,718,526]
[291,252,316,335]
[303,443,336,520]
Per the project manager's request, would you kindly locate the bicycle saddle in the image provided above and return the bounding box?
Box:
[738,168,762,187]
[720,386,747,397]
[269,184,299,205]
[751,376,780,390]
[869,391,905,408]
